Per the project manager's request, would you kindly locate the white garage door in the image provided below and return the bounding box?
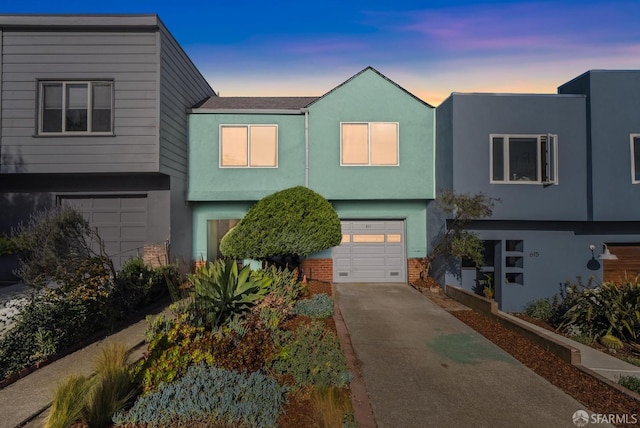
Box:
[60,195,148,270]
[333,220,406,283]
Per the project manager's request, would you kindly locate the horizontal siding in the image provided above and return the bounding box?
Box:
[1,30,160,174]
[603,246,640,284]
[3,33,157,46]
[158,24,214,178]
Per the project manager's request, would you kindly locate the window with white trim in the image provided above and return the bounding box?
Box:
[39,81,113,134]
[220,125,278,168]
[631,134,640,183]
[341,122,398,166]
[490,134,558,184]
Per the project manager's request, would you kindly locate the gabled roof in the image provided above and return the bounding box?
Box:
[193,96,318,111]
[307,66,434,108]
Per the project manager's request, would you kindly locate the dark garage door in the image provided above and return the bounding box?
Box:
[60,195,148,270]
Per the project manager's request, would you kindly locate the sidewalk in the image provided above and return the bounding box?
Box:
[499,312,640,383]
[335,282,614,428]
[0,309,162,428]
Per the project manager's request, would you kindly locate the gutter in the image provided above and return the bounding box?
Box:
[188,108,304,115]
[301,108,309,187]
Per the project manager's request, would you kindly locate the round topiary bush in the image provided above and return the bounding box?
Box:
[220,186,342,260]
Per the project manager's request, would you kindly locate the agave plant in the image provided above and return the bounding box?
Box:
[187,259,272,328]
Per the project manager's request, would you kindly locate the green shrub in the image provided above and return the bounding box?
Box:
[262,265,306,305]
[220,186,342,260]
[523,298,555,322]
[559,279,640,343]
[11,206,114,288]
[114,258,176,311]
[294,293,334,319]
[186,259,272,328]
[272,320,350,389]
[46,343,135,428]
[0,296,94,378]
[251,266,306,330]
[618,375,640,395]
[114,363,287,428]
[0,234,17,256]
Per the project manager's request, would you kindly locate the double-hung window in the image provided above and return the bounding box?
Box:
[341,122,399,166]
[220,125,278,168]
[39,81,113,134]
[631,134,640,183]
[490,134,558,184]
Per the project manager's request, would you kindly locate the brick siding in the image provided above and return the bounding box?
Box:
[407,258,423,284]
[143,243,168,267]
[301,258,333,282]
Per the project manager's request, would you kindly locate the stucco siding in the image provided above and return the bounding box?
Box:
[445,221,640,312]
[447,93,587,221]
[586,72,640,221]
[307,69,435,200]
[191,199,427,264]
[188,113,306,201]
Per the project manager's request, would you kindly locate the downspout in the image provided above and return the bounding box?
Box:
[302,108,309,187]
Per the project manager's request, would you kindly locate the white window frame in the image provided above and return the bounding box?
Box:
[490,134,558,185]
[219,124,278,168]
[38,80,114,135]
[340,122,399,166]
[631,134,640,184]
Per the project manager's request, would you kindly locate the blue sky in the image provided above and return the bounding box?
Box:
[2,0,640,104]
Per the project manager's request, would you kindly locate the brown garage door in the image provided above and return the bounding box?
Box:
[603,244,640,284]
[60,195,148,270]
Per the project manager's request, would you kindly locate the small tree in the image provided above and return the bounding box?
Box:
[11,206,114,288]
[423,190,497,279]
[220,186,342,265]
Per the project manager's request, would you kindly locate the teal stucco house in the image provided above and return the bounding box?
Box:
[188,67,435,283]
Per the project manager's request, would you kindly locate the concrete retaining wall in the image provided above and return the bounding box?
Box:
[445,284,581,365]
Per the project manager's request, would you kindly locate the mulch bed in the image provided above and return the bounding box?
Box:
[278,279,347,428]
[446,306,640,427]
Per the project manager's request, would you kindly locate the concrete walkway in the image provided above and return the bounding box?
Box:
[335,283,613,428]
[499,312,640,383]
[0,310,161,428]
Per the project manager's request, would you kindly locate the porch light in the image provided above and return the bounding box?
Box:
[598,243,618,260]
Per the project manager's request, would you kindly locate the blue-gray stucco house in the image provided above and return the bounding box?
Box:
[431,71,640,312]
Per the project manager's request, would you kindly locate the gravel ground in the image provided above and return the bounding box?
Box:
[0,283,32,337]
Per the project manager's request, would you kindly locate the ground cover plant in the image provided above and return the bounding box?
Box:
[41,261,355,427]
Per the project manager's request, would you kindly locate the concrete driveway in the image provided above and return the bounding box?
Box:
[335,283,608,428]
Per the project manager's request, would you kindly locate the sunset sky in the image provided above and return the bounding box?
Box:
[3,0,640,105]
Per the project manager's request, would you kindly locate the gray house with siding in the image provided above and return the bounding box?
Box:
[0,14,215,279]
[432,71,640,312]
